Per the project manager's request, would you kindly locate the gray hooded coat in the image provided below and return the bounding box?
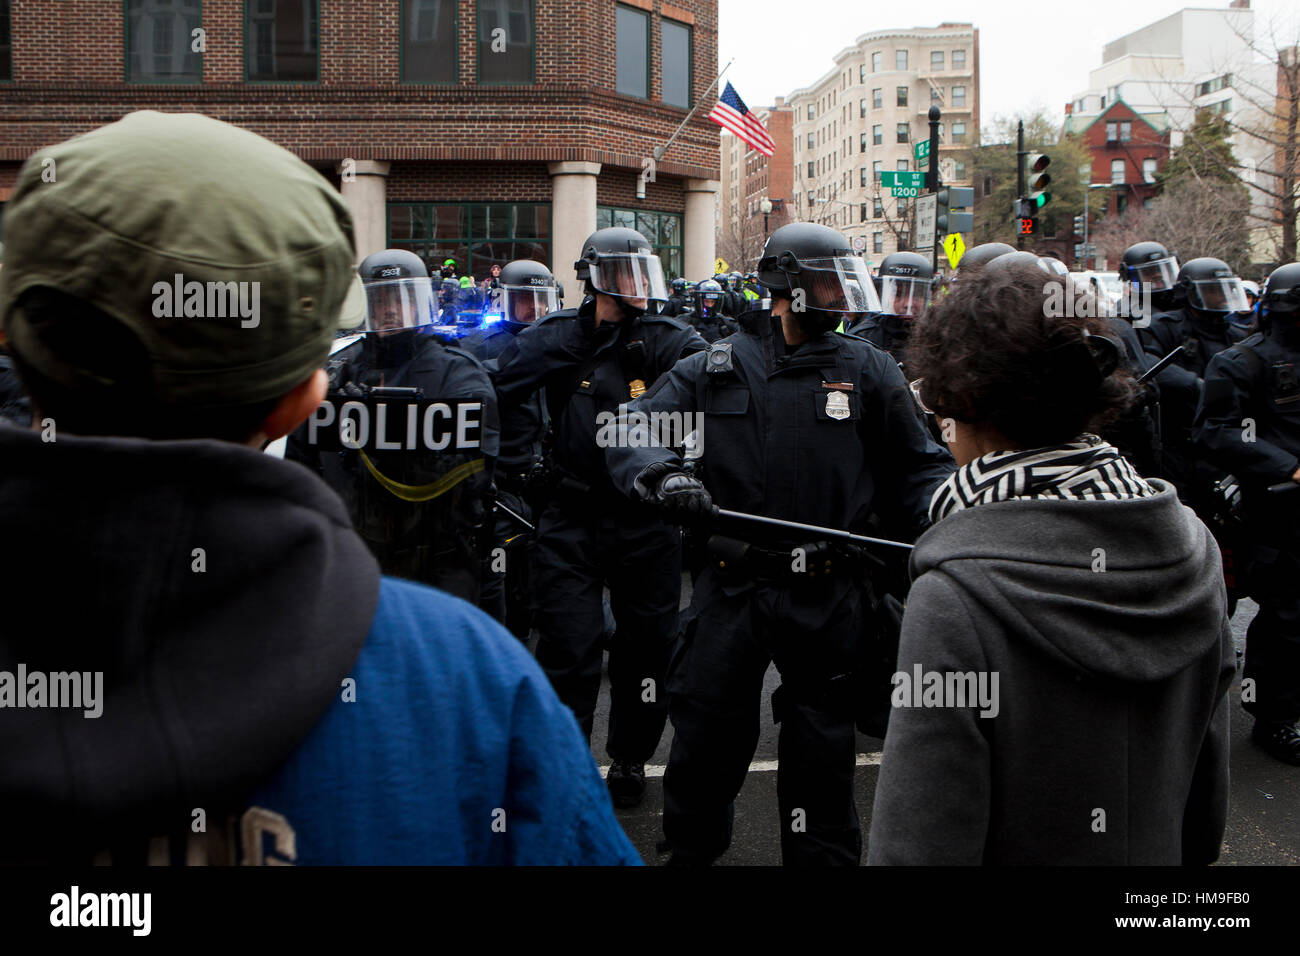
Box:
[867,480,1235,865]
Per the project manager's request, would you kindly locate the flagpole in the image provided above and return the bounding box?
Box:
[653,58,735,163]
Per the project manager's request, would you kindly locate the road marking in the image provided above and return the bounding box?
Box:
[600,752,883,778]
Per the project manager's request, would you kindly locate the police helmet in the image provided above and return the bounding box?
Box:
[1176,258,1249,314]
[877,251,934,318]
[356,249,437,333]
[694,279,725,317]
[956,242,1016,273]
[757,222,880,331]
[574,227,669,302]
[496,259,559,327]
[1261,263,1300,318]
[1118,241,1179,291]
[671,277,687,295]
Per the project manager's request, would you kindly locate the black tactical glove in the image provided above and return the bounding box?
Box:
[647,468,714,517]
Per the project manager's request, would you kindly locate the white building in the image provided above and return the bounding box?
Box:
[1065,2,1279,259]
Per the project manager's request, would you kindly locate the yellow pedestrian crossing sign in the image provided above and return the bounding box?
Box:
[715,257,729,275]
[943,233,966,269]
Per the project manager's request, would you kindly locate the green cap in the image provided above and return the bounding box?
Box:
[0,110,356,407]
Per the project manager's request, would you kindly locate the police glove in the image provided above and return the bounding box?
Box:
[654,472,715,518]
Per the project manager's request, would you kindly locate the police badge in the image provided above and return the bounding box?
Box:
[825,390,851,420]
[629,379,647,399]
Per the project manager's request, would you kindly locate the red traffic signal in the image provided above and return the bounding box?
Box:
[1019,217,1036,236]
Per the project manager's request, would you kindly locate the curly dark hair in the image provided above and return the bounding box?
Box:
[905,259,1140,449]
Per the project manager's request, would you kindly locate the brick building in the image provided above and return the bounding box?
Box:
[717,99,793,272]
[1066,98,1171,218]
[0,0,720,306]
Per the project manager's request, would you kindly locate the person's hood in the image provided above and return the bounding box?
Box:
[909,480,1226,682]
[0,426,379,845]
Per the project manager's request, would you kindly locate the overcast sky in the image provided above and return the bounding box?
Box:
[718,0,1299,132]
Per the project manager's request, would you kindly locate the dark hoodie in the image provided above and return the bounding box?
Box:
[867,480,1235,865]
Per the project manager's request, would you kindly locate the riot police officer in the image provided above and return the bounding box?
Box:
[845,251,934,371]
[1194,262,1300,766]
[1139,257,1251,510]
[662,277,689,317]
[605,222,955,865]
[680,278,736,344]
[465,259,560,635]
[1116,241,1180,325]
[492,227,707,807]
[286,249,500,606]
[953,241,1015,276]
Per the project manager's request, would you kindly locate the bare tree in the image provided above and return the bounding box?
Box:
[1093,179,1252,275]
[715,211,766,276]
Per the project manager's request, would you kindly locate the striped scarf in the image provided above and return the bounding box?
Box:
[929,434,1156,524]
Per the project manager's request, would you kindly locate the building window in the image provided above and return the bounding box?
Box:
[872,88,882,109]
[478,0,534,85]
[807,191,815,206]
[1106,122,1118,141]
[1115,194,1128,215]
[873,232,883,254]
[1143,157,1157,183]
[859,132,867,153]
[0,0,10,81]
[860,202,868,223]
[403,0,456,82]
[984,175,992,195]
[952,85,965,108]
[808,103,817,120]
[897,199,908,217]
[896,123,908,143]
[808,161,816,178]
[952,48,965,69]
[931,50,944,71]
[615,4,650,97]
[388,202,552,280]
[873,160,883,182]
[897,159,908,172]
[873,197,883,218]
[896,86,908,107]
[859,64,866,84]
[246,0,318,82]
[931,86,941,104]
[872,51,882,72]
[1111,159,1125,184]
[1119,121,1132,142]
[954,160,967,180]
[951,121,966,144]
[596,206,683,277]
[860,98,867,118]
[872,125,882,146]
[808,132,816,149]
[1143,196,1154,210]
[896,50,908,71]
[1197,73,1232,96]
[659,18,691,106]
[126,0,203,83]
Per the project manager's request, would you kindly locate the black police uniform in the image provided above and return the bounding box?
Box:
[662,292,689,318]
[679,307,738,345]
[465,321,547,636]
[1194,324,1300,727]
[846,311,908,368]
[1140,307,1246,505]
[606,310,955,865]
[1101,314,1163,477]
[286,330,500,605]
[492,297,707,756]
[0,349,34,428]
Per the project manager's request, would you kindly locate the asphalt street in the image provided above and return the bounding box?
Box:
[561,587,1299,866]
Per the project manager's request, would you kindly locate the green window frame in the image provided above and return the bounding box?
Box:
[595,206,683,279]
[402,0,458,83]
[615,4,650,99]
[124,0,203,84]
[386,202,552,279]
[244,0,320,84]
[476,0,534,86]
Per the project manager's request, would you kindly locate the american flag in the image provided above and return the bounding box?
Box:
[708,81,776,157]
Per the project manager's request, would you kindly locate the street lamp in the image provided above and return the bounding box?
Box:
[760,197,773,242]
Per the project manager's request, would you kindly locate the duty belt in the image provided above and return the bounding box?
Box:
[706,535,869,584]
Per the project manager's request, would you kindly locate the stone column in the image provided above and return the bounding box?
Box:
[337,159,391,265]
[548,161,602,309]
[684,178,721,282]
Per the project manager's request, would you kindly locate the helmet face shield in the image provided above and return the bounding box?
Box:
[696,292,722,316]
[1189,277,1249,313]
[501,283,559,325]
[794,256,881,314]
[364,277,436,332]
[880,276,932,318]
[588,252,670,303]
[1131,257,1179,292]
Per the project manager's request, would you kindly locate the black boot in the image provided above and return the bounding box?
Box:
[605,761,647,808]
[1251,720,1300,766]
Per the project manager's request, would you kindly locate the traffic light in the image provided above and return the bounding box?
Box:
[1073,214,1085,236]
[936,187,975,235]
[1025,153,1052,211]
[1019,217,1036,236]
